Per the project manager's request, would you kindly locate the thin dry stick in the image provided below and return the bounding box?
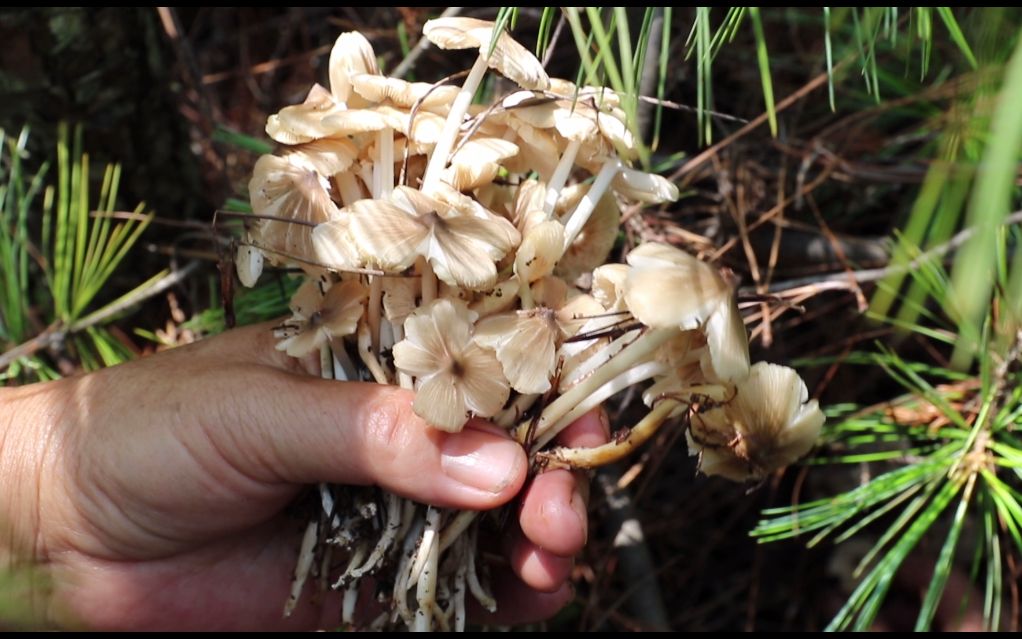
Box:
[671,66,838,187]
[391,7,463,79]
[748,209,1022,296]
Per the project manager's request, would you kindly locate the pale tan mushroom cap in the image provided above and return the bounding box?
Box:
[350,73,460,113]
[691,362,825,481]
[612,166,680,204]
[249,153,342,265]
[393,298,510,431]
[266,84,346,145]
[515,219,565,284]
[474,308,560,394]
[276,278,368,357]
[422,17,550,91]
[624,243,730,330]
[329,31,380,106]
[347,186,520,289]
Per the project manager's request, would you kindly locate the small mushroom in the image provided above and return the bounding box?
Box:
[275,279,368,357]
[688,362,825,482]
[328,31,380,107]
[393,298,510,432]
[266,84,347,145]
[248,153,343,267]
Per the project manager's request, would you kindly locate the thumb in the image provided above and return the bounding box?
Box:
[225,370,528,510]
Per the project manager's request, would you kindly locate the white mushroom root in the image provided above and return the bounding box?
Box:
[240,19,823,632]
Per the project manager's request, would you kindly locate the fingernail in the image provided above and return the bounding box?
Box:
[441,427,524,494]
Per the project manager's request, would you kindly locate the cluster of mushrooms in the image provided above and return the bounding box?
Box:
[235,17,825,631]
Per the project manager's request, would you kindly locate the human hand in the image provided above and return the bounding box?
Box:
[0,322,606,630]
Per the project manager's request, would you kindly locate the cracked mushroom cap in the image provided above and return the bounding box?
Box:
[474,307,562,394]
[689,362,825,482]
[422,17,550,91]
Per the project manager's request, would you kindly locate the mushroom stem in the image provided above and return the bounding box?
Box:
[358,322,391,384]
[516,326,676,446]
[561,157,620,253]
[543,138,582,216]
[533,359,666,453]
[539,398,681,469]
[518,276,535,310]
[283,520,318,617]
[439,510,478,554]
[414,506,443,631]
[378,127,395,198]
[393,323,414,389]
[368,276,383,353]
[419,257,438,304]
[344,492,403,580]
[336,171,364,205]
[421,54,490,193]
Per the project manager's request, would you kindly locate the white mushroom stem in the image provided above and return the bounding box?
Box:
[283,520,318,617]
[367,129,395,353]
[368,277,383,353]
[533,359,666,453]
[517,326,677,448]
[543,138,582,216]
[518,276,535,310]
[540,398,682,469]
[421,54,490,194]
[393,515,425,627]
[561,157,621,253]
[336,171,364,206]
[393,323,414,389]
[414,506,443,632]
[495,392,540,428]
[439,510,479,553]
[344,492,403,580]
[378,127,395,198]
[453,547,468,632]
[419,257,438,303]
[342,586,360,626]
[358,322,391,384]
[466,525,496,612]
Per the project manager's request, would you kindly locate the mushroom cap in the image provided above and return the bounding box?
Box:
[248,153,342,266]
[328,31,380,106]
[350,73,460,113]
[624,243,731,330]
[474,308,561,394]
[515,219,564,284]
[690,362,825,481]
[265,84,346,145]
[423,17,550,91]
[441,137,519,191]
[288,138,359,178]
[612,166,680,204]
[234,241,264,288]
[393,298,510,431]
